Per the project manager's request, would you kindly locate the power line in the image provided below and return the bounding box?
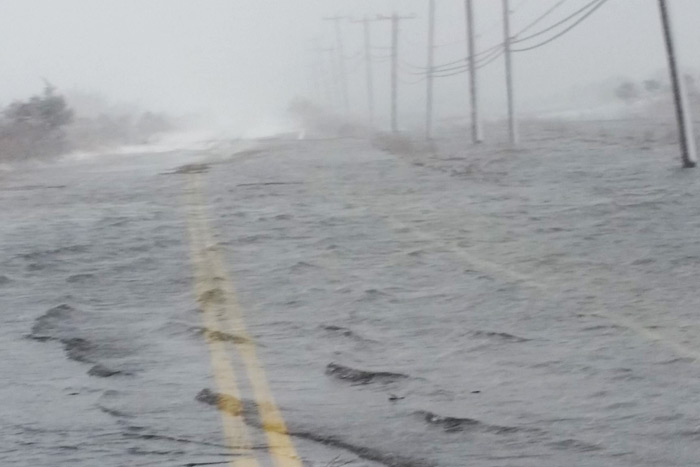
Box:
[514,0,569,37]
[399,57,463,71]
[436,45,504,75]
[475,45,505,65]
[417,0,569,72]
[512,0,609,52]
[511,0,603,44]
[475,48,505,69]
[400,41,503,74]
[428,47,505,79]
[434,42,502,70]
[431,56,501,79]
[476,0,532,42]
[398,41,504,82]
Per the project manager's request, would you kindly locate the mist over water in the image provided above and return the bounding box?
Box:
[5,2,700,467]
[1,0,700,134]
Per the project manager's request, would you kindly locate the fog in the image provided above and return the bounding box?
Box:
[8,3,700,467]
[2,0,700,134]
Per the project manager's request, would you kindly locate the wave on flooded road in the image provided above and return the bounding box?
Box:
[28,304,130,377]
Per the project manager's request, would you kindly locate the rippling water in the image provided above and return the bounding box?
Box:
[3,125,700,466]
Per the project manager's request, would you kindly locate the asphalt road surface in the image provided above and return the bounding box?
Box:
[3,130,700,466]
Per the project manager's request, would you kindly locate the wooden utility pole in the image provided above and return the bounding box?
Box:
[351,17,377,127]
[465,0,483,143]
[426,0,436,140]
[658,0,697,168]
[378,13,414,135]
[323,16,350,114]
[502,0,518,146]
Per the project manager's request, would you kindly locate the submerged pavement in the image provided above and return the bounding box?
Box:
[3,131,700,466]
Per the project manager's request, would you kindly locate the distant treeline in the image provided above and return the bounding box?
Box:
[0,85,174,161]
[614,73,700,116]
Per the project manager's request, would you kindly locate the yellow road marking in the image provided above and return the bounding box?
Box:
[185,173,303,467]
[185,175,260,467]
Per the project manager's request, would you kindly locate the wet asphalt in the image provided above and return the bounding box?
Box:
[3,125,700,466]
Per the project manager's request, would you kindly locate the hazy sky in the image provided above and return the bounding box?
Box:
[2,0,700,132]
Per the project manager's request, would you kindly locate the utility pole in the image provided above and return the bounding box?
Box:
[502,0,518,146]
[426,0,436,140]
[378,13,414,135]
[351,17,377,127]
[658,0,697,168]
[323,16,350,114]
[465,0,483,143]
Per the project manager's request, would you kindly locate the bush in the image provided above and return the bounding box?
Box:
[0,86,179,162]
[0,84,74,161]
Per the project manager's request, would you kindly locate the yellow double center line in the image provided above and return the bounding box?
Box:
[184,172,302,467]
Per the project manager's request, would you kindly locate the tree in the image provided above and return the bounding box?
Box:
[0,84,75,160]
[5,84,73,130]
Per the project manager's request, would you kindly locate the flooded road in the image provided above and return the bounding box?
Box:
[3,129,700,466]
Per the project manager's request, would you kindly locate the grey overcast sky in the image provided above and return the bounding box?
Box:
[2,0,700,132]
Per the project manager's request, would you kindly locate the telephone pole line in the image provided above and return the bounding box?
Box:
[465,0,483,143]
[658,0,697,168]
[323,16,350,114]
[378,12,415,135]
[351,17,377,127]
[503,0,518,146]
[426,0,436,140]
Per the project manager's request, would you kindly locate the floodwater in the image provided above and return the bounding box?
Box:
[3,122,700,466]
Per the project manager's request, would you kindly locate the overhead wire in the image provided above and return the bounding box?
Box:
[403,44,504,81]
[432,48,504,79]
[356,0,607,87]
[400,0,523,74]
[511,0,604,44]
[401,41,504,74]
[513,0,569,37]
[512,0,609,52]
